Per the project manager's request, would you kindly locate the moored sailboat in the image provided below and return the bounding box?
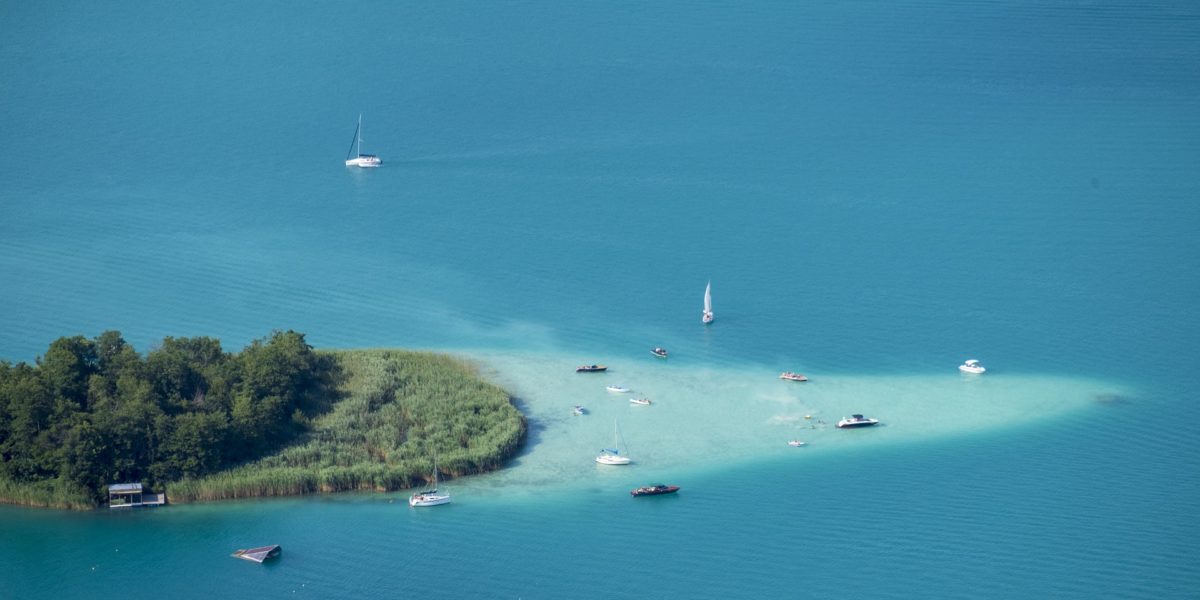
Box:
[596,419,632,465]
[409,453,451,507]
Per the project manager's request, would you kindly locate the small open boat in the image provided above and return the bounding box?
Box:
[651,347,668,358]
[232,545,281,563]
[779,372,808,382]
[577,364,608,373]
[606,385,631,393]
[573,405,586,416]
[788,440,807,447]
[629,397,652,406]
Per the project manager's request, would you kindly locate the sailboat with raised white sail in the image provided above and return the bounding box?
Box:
[595,419,632,465]
[409,453,450,507]
[702,281,714,324]
[345,114,382,168]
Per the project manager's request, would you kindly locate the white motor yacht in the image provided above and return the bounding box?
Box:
[959,359,986,374]
[836,414,879,428]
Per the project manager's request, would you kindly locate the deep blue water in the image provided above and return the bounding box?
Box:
[2,1,1199,598]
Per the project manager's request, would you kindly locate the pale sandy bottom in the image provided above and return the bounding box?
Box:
[440,349,1129,499]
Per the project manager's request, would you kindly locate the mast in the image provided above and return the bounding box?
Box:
[346,115,361,161]
[431,451,439,492]
[357,114,363,158]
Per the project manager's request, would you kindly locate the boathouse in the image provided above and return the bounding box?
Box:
[107,483,166,508]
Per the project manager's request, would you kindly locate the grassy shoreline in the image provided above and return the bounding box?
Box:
[0,348,526,509]
[165,349,526,503]
[0,477,97,510]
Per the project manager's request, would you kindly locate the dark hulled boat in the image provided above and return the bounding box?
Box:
[631,484,680,497]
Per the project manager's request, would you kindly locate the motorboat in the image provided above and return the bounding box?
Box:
[344,114,382,167]
[779,371,808,382]
[836,414,879,428]
[787,440,807,447]
[629,397,652,406]
[959,359,986,374]
[573,405,586,416]
[606,385,631,393]
[576,364,608,373]
[651,347,668,358]
[631,484,679,497]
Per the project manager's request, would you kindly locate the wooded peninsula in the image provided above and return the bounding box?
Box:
[0,330,527,509]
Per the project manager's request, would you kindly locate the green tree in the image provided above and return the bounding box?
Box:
[38,336,97,410]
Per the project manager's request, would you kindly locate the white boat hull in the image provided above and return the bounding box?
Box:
[596,455,631,465]
[409,493,451,507]
[345,156,382,168]
[959,365,986,374]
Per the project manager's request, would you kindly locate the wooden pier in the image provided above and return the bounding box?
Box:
[107,483,166,508]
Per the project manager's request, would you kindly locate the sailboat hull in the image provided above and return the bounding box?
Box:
[345,156,382,168]
[595,455,631,465]
[409,493,451,507]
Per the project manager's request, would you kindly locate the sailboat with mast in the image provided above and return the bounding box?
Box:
[409,453,451,507]
[596,419,632,465]
[344,114,382,168]
[702,281,714,324]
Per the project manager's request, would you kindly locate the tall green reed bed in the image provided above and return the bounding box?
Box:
[168,350,526,502]
[0,477,96,510]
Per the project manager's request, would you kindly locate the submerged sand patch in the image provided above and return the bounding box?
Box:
[458,350,1129,494]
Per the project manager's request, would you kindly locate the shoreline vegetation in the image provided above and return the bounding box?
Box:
[0,331,527,509]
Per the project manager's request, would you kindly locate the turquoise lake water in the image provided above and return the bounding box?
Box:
[2,1,1199,597]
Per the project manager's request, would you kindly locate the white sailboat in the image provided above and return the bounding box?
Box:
[595,419,632,465]
[409,453,451,507]
[702,281,714,324]
[344,114,382,168]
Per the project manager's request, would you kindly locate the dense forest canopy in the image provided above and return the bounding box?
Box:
[0,330,335,506]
